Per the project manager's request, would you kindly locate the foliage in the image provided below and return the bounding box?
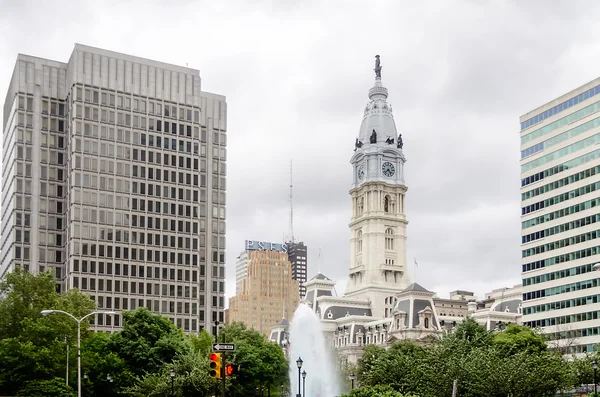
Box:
[340,384,419,397]
[491,323,547,356]
[125,346,215,397]
[0,268,95,395]
[356,318,575,397]
[1,268,596,397]
[16,377,75,397]
[109,307,189,376]
[220,322,289,396]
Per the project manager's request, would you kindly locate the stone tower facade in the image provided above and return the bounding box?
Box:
[345,57,410,318]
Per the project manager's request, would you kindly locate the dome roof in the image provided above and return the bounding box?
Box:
[357,77,399,145]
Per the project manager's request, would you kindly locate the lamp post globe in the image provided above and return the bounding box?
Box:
[350,372,356,389]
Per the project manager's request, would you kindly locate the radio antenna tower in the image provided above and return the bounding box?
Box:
[288,160,295,244]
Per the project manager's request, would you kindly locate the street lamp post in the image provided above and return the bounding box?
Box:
[296,357,303,397]
[170,368,175,397]
[41,309,116,397]
[593,360,598,396]
[349,373,356,390]
[302,370,307,397]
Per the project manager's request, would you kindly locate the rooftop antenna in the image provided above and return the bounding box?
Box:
[288,160,295,244]
[318,248,322,274]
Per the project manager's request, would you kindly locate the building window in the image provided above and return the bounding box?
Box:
[385,228,394,250]
[357,230,363,253]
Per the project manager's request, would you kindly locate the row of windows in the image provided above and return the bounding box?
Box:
[522,262,595,286]
[522,228,600,258]
[71,259,218,279]
[523,278,600,303]
[76,277,204,297]
[521,114,600,158]
[546,326,600,341]
[520,84,600,131]
[522,165,600,201]
[522,149,600,188]
[522,244,600,272]
[74,153,209,177]
[78,87,201,123]
[521,132,600,173]
[524,308,600,328]
[71,245,215,265]
[522,196,600,229]
[522,97,600,146]
[522,180,600,216]
[524,288,600,314]
[522,214,600,244]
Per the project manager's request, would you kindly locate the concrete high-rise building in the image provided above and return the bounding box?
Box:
[287,241,307,298]
[520,77,600,354]
[1,44,227,333]
[228,250,299,336]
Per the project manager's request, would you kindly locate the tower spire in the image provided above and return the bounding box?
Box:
[288,160,294,244]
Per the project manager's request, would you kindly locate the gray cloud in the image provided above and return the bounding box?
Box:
[3,0,600,304]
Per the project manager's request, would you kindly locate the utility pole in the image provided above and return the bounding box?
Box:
[452,379,458,397]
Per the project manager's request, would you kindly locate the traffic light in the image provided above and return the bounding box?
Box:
[225,363,238,376]
[209,353,221,379]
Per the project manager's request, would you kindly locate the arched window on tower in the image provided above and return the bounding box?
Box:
[360,197,365,215]
[384,195,395,213]
[385,228,394,250]
[357,230,363,253]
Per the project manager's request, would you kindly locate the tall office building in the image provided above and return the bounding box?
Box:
[235,239,288,293]
[228,250,299,336]
[520,77,600,353]
[1,44,227,333]
[287,241,307,298]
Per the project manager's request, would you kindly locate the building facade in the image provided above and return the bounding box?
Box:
[520,77,600,354]
[287,241,307,298]
[1,44,227,333]
[235,239,289,293]
[228,250,299,336]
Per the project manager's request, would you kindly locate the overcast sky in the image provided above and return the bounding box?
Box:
[2,0,600,303]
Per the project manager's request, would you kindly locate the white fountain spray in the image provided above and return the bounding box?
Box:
[289,303,342,397]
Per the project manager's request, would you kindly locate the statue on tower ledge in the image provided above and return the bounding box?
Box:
[354,138,363,151]
[397,134,403,149]
[374,55,382,78]
[370,129,377,144]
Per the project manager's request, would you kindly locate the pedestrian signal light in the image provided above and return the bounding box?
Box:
[225,363,238,376]
[209,353,221,379]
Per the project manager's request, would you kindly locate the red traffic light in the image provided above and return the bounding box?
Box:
[209,353,219,361]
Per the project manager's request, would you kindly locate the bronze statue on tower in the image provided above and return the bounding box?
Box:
[374,55,382,78]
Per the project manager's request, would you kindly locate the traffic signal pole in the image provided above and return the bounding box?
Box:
[222,332,226,397]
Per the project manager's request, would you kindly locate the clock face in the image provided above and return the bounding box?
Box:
[382,162,395,178]
[357,165,365,180]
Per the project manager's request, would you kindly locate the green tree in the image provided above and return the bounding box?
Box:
[16,377,75,397]
[492,324,547,356]
[0,268,95,395]
[340,384,419,397]
[81,331,131,397]
[220,322,288,396]
[189,329,215,355]
[125,346,215,397]
[109,308,189,377]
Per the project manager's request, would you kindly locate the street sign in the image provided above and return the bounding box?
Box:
[213,343,235,352]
